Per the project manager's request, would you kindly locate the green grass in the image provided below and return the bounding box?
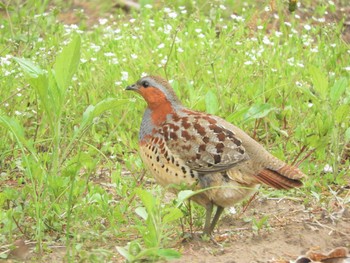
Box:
[1,0,349,261]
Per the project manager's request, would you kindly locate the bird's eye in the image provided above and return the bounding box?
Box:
[142,81,150,88]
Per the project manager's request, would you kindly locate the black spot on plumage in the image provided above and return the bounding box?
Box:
[237,147,245,154]
[190,170,195,178]
[233,137,242,146]
[181,166,187,174]
[166,167,169,172]
[213,154,221,164]
[156,156,160,162]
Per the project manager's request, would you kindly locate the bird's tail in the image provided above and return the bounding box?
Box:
[255,164,305,190]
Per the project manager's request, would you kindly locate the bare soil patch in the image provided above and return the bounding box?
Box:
[173,196,350,263]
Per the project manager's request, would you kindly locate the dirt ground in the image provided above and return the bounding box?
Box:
[172,195,350,263]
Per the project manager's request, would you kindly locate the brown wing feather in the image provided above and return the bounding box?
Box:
[160,113,249,174]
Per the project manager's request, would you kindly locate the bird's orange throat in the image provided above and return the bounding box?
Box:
[139,87,174,125]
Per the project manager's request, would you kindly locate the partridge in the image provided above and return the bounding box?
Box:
[126,76,305,235]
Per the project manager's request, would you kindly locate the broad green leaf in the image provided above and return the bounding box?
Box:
[205,90,219,114]
[116,246,133,262]
[163,208,183,224]
[53,35,81,92]
[176,190,195,206]
[329,77,348,104]
[135,207,148,220]
[80,98,128,130]
[156,248,181,259]
[0,115,36,156]
[135,188,156,216]
[243,103,276,121]
[309,65,328,99]
[13,57,44,77]
[345,127,350,142]
[334,104,349,124]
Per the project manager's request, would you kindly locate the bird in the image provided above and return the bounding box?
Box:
[126,75,305,235]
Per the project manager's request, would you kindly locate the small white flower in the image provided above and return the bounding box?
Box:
[264,6,270,12]
[304,24,311,31]
[99,18,108,25]
[275,31,283,37]
[168,12,177,18]
[262,36,273,45]
[328,0,335,5]
[344,67,350,71]
[141,72,148,77]
[323,164,333,173]
[219,4,226,10]
[111,58,119,64]
[308,102,313,108]
[195,28,202,33]
[129,18,136,23]
[310,47,319,53]
[144,4,152,9]
[284,21,292,27]
[131,54,138,59]
[296,81,303,87]
[104,52,115,57]
[164,7,171,13]
[295,14,301,19]
[121,71,129,81]
[115,81,122,86]
[297,63,304,68]
[244,61,253,65]
[198,33,205,38]
[271,68,277,72]
[231,14,245,22]
[15,111,22,115]
[163,24,172,34]
[228,207,236,215]
[235,41,242,46]
[329,71,335,77]
[157,43,165,49]
[177,47,184,52]
[318,17,325,23]
[91,57,97,62]
[257,25,263,30]
[330,43,336,48]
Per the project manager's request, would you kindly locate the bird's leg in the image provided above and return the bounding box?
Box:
[203,202,213,235]
[208,206,224,234]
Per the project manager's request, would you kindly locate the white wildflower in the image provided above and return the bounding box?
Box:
[99,18,108,25]
[323,164,333,173]
[121,71,129,81]
[219,4,226,10]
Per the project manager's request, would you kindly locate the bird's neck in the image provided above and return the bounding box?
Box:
[148,101,174,126]
[139,103,178,141]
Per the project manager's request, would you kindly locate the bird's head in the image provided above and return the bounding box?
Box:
[126,76,182,110]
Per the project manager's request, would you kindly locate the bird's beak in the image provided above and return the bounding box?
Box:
[125,84,138,91]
